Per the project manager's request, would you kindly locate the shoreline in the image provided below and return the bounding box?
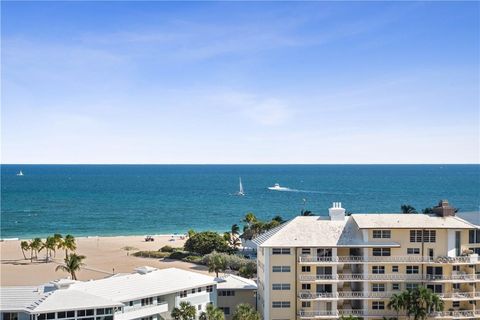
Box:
[0,233,191,242]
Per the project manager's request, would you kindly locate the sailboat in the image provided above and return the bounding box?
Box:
[237,177,245,196]
[17,170,24,176]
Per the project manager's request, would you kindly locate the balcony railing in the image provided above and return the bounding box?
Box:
[299,291,392,300]
[439,292,480,299]
[298,273,480,282]
[298,309,480,319]
[298,254,479,264]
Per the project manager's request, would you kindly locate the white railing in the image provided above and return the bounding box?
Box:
[299,291,392,300]
[430,310,480,318]
[299,273,480,281]
[298,254,479,264]
[439,292,480,299]
[297,310,339,318]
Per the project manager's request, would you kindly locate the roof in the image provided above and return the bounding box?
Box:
[71,267,216,302]
[352,214,478,229]
[0,267,216,312]
[216,274,257,290]
[253,216,373,248]
[457,211,480,227]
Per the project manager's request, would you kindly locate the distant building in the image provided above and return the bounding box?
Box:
[254,201,480,320]
[216,274,257,320]
[0,267,217,320]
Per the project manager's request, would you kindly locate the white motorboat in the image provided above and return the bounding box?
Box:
[268,183,290,191]
[17,170,24,176]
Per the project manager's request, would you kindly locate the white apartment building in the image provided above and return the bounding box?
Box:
[0,267,217,320]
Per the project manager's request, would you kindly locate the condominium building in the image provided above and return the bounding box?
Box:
[0,267,218,320]
[216,274,257,320]
[254,201,480,320]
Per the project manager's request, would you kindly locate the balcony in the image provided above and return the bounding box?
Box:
[297,310,339,319]
[299,291,392,300]
[298,273,480,282]
[115,302,168,320]
[298,254,480,264]
[439,292,480,300]
[430,310,480,319]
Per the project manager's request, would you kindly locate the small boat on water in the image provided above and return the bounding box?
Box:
[237,177,245,196]
[268,183,289,191]
[16,170,24,176]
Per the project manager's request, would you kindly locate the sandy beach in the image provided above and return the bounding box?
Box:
[0,235,210,286]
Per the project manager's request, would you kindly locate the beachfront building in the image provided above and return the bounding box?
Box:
[216,274,258,320]
[0,267,217,320]
[254,200,480,320]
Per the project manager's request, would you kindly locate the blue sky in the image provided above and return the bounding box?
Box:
[2,1,479,164]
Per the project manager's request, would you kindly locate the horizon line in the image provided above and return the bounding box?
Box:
[2,163,480,166]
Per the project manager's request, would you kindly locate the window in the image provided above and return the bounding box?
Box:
[455,231,461,256]
[392,266,399,272]
[180,290,187,298]
[372,301,385,310]
[426,284,443,293]
[406,283,419,290]
[272,248,290,255]
[392,283,400,290]
[410,230,436,243]
[206,285,213,292]
[66,312,75,318]
[453,301,460,308]
[3,314,18,320]
[302,266,311,272]
[46,314,55,320]
[372,248,390,256]
[220,307,230,315]
[272,301,290,308]
[406,266,419,274]
[97,310,105,316]
[272,283,290,290]
[141,297,153,306]
[38,315,46,320]
[302,301,311,308]
[197,305,202,311]
[86,310,94,317]
[302,248,311,255]
[372,266,385,274]
[469,230,480,243]
[272,266,290,272]
[77,311,86,317]
[407,248,420,254]
[197,287,202,293]
[191,288,196,294]
[218,290,235,296]
[372,283,385,292]
[128,301,133,307]
[58,312,66,319]
[373,230,391,239]
[302,283,311,290]
[453,283,460,290]
[453,265,460,271]
[426,266,443,279]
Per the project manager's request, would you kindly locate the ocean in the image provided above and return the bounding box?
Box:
[1,165,479,239]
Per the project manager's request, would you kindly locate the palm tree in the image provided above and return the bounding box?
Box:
[301,210,314,216]
[208,253,227,277]
[422,207,434,214]
[231,224,240,237]
[223,233,240,251]
[401,205,417,214]
[199,304,225,320]
[171,301,196,320]
[388,292,405,319]
[30,238,43,260]
[232,304,260,320]
[20,241,29,260]
[63,234,77,259]
[55,253,86,280]
[243,212,257,226]
[271,215,284,223]
[187,229,196,238]
[43,236,57,262]
[53,234,63,257]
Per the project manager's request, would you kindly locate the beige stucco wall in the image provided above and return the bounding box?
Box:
[217,289,256,320]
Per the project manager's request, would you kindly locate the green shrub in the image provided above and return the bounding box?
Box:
[184,231,229,255]
[182,255,203,263]
[169,251,190,260]
[239,260,257,278]
[132,251,170,259]
[159,245,175,253]
[202,252,256,272]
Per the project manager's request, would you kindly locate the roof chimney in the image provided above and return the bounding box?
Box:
[432,200,455,217]
[329,202,346,221]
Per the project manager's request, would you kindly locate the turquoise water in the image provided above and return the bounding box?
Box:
[1,165,479,239]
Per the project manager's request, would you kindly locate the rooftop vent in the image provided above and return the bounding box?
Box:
[432,200,455,217]
[329,202,346,221]
[51,278,76,289]
[135,266,158,274]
